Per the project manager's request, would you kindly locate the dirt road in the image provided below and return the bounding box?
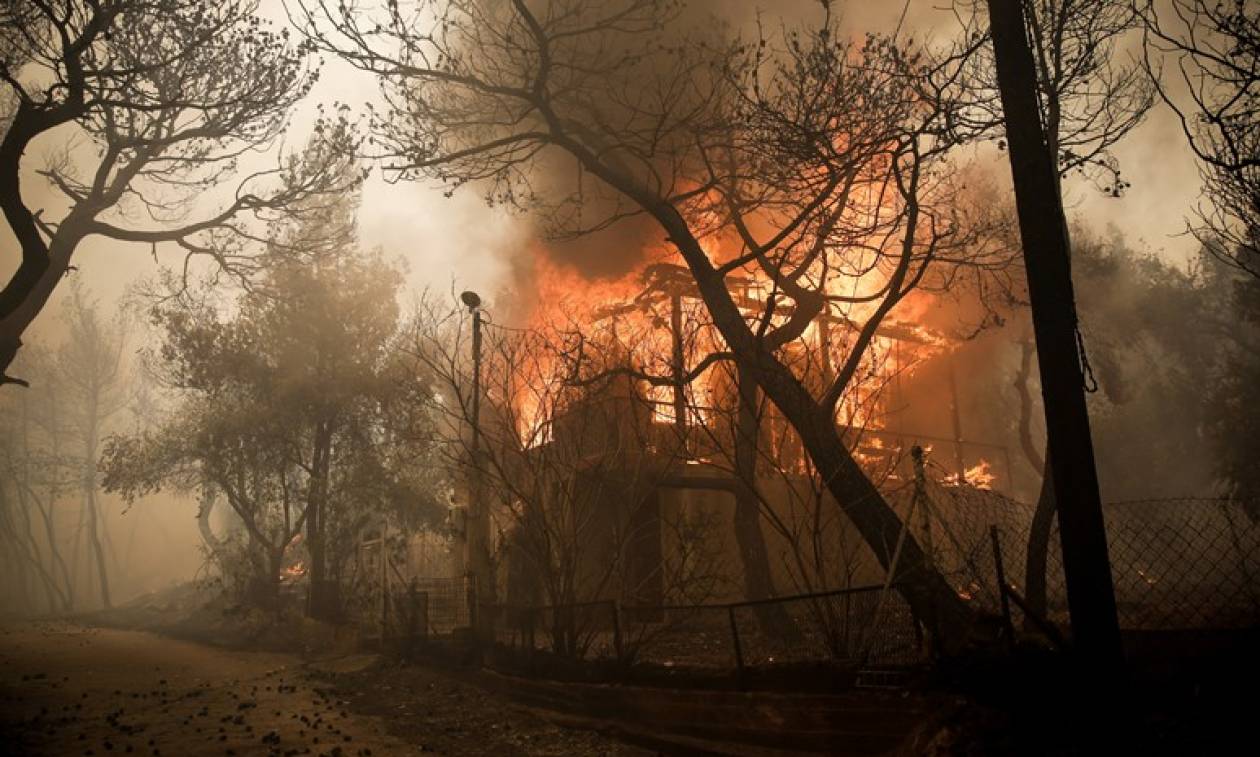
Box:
[0,623,647,757]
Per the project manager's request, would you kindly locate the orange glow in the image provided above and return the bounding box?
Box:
[944,459,997,490]
[512,174,963,476]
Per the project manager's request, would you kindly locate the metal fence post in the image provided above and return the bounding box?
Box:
[419,590,429,644]
[990,525,1015,645]
[407,581,418,647]
[728,605,745,676]
[611,601,624,662]
[842,590,853,654]
[525,605,536,659]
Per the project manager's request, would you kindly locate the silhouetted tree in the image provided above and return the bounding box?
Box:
[956,0,1153,622]
[1141,0,1260,276]
[0,349,75,613]
[985,0,1123,668]
[0,0,357,387]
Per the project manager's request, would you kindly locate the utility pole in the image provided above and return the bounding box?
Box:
[985,0,1123,670]
[947,357,967,481]
[460,290,492,640]
[669,289,687,446]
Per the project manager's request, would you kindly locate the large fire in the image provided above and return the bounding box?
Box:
[505,202,994,489]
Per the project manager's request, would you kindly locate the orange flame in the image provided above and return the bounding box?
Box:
[943,459,997,490]
[512,179,962,473]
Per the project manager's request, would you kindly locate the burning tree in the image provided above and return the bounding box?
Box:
[557,260,953,642]
[295,0,1020,646]
[0,0,359,387]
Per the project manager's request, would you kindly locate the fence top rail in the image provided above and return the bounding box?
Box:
[725,584,897,610]
[1103,496,1257,509]
[484,584,903,617]
[488,599,617,614]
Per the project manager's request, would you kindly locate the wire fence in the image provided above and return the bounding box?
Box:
[921,487,1260,633]
[348,491,1258,669]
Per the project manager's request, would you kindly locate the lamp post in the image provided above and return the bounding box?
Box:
[460,290,491,639]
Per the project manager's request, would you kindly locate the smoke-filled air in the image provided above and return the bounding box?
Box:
[1,1,1257,754]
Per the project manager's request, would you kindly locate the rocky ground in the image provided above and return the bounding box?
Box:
[0,622,650,757]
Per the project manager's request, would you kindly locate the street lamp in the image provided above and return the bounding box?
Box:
[461,290,483,454]
[460,291,490,638]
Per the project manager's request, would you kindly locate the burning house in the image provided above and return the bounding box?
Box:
[489,261,1016,612]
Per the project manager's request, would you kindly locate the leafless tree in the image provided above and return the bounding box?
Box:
[957,0,1153,195]
[1140,0,1260,275]
[0,0,359,387]
[406,297,729,657]
[53,283,129,608]
[0,286,131,613]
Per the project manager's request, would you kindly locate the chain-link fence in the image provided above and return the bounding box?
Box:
[921,486,1260,633]
[352,488,1256,670]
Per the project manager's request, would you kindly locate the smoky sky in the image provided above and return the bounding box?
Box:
[520,0,1203,290]
[528,0,930,282]
[0,0,1206,333]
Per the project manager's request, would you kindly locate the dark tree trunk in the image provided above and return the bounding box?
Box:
[196,482,229,565]
[4,484,67,614]
[732,364,800,641]
[83,396,111,609]
[84,486,111,609]
[986,0,1122,669]
[655,218,974,650]
[246,547,284,610]
[306,419,334,619]
[1024,469,1056,622]
[670,291,688,445]
[18,394,74,611]
[1015,339,1056,621]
